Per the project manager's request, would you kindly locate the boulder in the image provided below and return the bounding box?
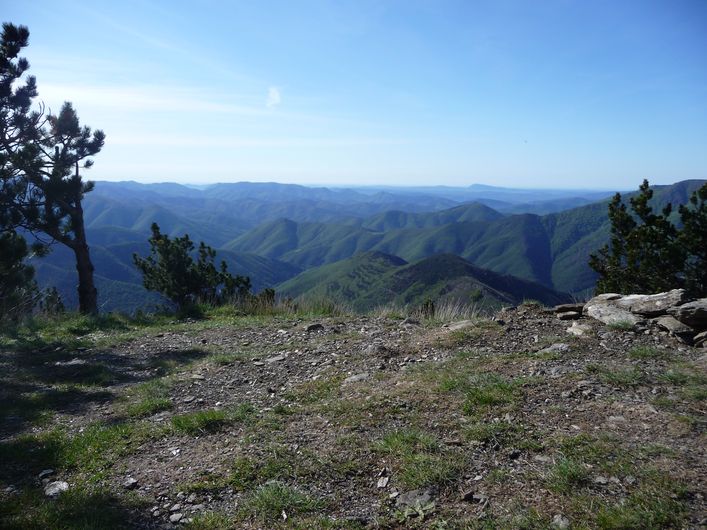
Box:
[44,481,69,497]
[693,330,707,348]
[653,316,696,343]
[668,299,707,331]
[621,289,690,317]
[584,297,643,327]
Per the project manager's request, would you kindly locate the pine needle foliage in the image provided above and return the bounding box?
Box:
[589,179,707,296]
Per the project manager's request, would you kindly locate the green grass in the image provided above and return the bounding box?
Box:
[120,378,174,418]
[585,363,644,387]
[0,421,160,482]
[374,428,465,489]
[284,374,343,405]
[659,364,707,402]
[628,345,671,360]
[606,320,636,331]
[547,457,590,493]
[171,403,255,435]
[239,481,322,521]
[0,485,144,529]
[464,421,542,451]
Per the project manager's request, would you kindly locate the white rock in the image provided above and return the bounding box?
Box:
[44,481,69,497]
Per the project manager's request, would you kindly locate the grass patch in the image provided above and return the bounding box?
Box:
[375,428,464,489]
[240,481,322,521]
[547,457,590,493]
[628,345,671,360]
[0,421,159,481]
[585,363,644,387]
[464,421,542,451]
[0,485,144,529]
[121,378,174,418]
[171,403,255,435]
[284,374,343,405]
[606,320,636,331]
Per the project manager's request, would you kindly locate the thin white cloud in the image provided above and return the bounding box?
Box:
[266,86,282,108]
[108,134,408,148]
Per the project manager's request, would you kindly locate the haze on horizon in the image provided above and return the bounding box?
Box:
[5,0,706,189]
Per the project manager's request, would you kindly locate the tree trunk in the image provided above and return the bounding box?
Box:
[71,205,98,315]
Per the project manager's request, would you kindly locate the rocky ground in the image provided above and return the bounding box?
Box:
[0,302,705,529]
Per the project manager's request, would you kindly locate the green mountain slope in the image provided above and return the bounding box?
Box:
[278,252,571,312]
[235,180,706,294]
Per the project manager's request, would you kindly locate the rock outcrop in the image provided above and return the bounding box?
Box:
[556,289,707,345]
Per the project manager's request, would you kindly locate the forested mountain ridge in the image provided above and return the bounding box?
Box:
[31,179,705,312]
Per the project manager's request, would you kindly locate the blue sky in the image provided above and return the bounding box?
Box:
[4,0,706,188]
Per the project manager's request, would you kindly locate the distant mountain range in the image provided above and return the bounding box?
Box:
[30,179,705,313]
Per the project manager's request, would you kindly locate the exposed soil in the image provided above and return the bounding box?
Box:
[1,306,705,529]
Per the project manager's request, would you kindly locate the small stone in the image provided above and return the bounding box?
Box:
[306,323,325,332]
[191,504,205,511]
[593,475,609,485]
[44,481,69,497]
[538,343,570,354]
[551,514,570,529]
[265,354,286,364]
[377,476,389,488]
[191,374,205,380]
[170,503,182,512]
[567,322,592,337]
[123,477,139,490]
[343,372,370,384]
[183,396,195,403]
[169,513,183,523]
[37,469,54,480]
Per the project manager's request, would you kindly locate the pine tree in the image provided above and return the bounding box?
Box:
[133,223,251,311]
[679,183,707,296]
[0,230,39,321]
[0,23,103,314]
[589,179,707,296]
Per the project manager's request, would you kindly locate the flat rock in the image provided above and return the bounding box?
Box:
[37,469,54,480]
[44,481,69,497]
[557,311,581,320]
[668,299,707,330]
[343,372,370,384]
[169,513,183,523]
[123,477,139,490]
[538,343,570,354]
[265,354,286,364]
[567,322,593,337]
[395,486,436,509]
[623,289,689,317]
[448,320,476,331]
[584,299,643,327]
[554,303,585,314]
